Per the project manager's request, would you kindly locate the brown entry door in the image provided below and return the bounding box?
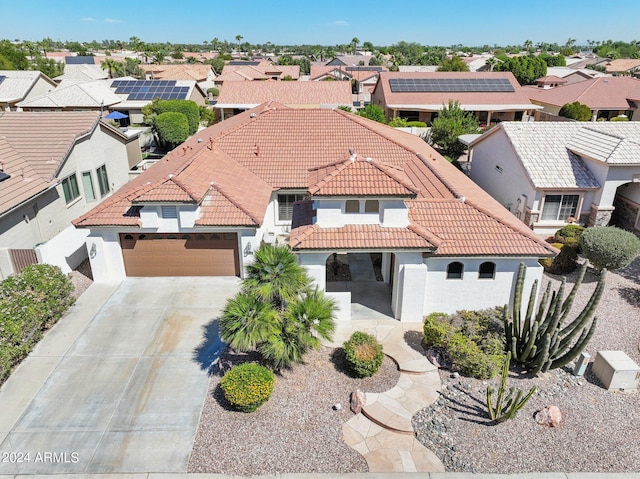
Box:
[120,233,240,277]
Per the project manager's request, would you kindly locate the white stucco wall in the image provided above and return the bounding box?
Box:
[423,257,543,315]
[86,230,127,283]
[470,131,537,215]
[315,198,409,228]
[35,225,89,274]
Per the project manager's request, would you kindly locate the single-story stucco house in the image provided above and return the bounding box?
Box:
[74,102,555,321]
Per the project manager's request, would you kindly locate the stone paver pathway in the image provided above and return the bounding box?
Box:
[328,320,445,473]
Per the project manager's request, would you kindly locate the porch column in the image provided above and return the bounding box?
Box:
[393,262,427,322]
[486,111,492,124]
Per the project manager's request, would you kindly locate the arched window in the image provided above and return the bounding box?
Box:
[364,199,379,213]
[446,261,464,279]
[345,200,360,213]
[479,261,496,279]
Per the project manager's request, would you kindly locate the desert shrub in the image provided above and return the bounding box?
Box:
[542,242,579,274]
[423,312,453,347]
[207,87,219,97]
[555,224,585,244]
[406,121,427,128]
[422,307,505,379]
[220,362,275,412]
[344,331,384,377]
[388,117,409,127]
[0,264,75,384]
[447,332,503,379]
[580,226,640,271]
[559,101,592,121]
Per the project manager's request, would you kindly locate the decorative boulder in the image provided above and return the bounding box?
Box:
[535,405,562,427]
[350,389,366,414]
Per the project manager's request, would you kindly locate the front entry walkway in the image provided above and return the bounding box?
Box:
[328,320,444,473]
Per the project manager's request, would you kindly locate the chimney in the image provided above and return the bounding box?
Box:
[254,144,261,156]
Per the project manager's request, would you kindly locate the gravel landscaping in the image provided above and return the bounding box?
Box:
[188,346,400,475]
[413,257,640,473]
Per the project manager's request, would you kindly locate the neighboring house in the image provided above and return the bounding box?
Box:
[64,56,97,65]
[140,64,217,91]
[525,76,640,121]
[53,64,109,82]
[310,65,387,102]
[16,81,122,112]
[371,72,541,124]
[214,64,300,87]
[0,70,57,111]
[107,78,207,123]
[398,66,439,73]
[534,75,568,89]
[545,66,608,85]
[326,55,374,67]
[604,59,640,76]
[0,111,140,278]
[74,103,554,321]
[214,81,352,119]
[468,122,640,237]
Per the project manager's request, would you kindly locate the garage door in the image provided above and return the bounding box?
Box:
[120,233,240,276]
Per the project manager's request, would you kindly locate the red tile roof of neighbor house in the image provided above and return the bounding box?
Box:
[374,71,535,108]
[140,64,214,82]
[525,76,640,109]
[74,102,555,257]
[309,65,388,82]
[0,111,104,215]
[215,80,352,107]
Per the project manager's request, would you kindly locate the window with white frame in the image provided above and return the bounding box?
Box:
[96,164,110,197]
[541,194,579,221]
[277,193,305,221]
[61,174,80,204]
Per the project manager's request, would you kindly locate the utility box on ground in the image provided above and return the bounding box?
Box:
[592,350,640,391]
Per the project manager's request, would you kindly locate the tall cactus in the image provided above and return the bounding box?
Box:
[504,262,606,375]
[486,352,536,423]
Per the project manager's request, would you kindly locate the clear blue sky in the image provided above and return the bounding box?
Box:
[2,0,639,47]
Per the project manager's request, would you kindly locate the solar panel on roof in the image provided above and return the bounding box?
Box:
[112,80,182,97]
[229,61,260,66]
[345,66,384,72]
[389,78,515,93]
[0,171,10,182]
[0,75,5,85]
[65,56,96,65]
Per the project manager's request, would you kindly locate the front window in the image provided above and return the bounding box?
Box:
[478,261,496,279]
[446,261,464,280]
[61,174,80,204]
[345,200,360,213]
[97,165,110,197]
[278,193,305,221]
[364,199,379,213]
[541,194,579,221]
[82,171,96,202]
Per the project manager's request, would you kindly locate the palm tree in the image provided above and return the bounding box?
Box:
[219,244,336,370]
[101,58,122,78]
[129,36,141,52]
[235,34,243,52]
[38,37,54,58]
[351,37,360,54]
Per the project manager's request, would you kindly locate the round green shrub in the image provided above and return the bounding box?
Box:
[543,242,579,274]
[154,111,189,147]
[423,312,452,347]
[220,362,275,412]
[555,224,585,244]
[344,331,384,377]
[580,226,640,271]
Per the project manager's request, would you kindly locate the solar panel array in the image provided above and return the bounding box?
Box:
[65,56,96,64]
[111,80,190,101]
[0,75,5,85]
[229,61,260,66]
[389,78,515,93]
[345,66,384,72]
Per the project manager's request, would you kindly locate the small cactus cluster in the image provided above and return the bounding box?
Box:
[486,352,536,423]
[505,262,606,375]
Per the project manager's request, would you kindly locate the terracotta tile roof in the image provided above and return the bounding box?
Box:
[76,102,555,257]
[535,75,568,85]
[409,199,556,256]
[525,76,640,109]
[220,64,300,81]
[289,223,437,250]
[308,156,418,196]
[375,71,534,109]
[140,64,214,81]
[74,134,273,228]
[309,65,387,82]
[604,59,640,73]
[0,111,104,215]
[215,81,352,108]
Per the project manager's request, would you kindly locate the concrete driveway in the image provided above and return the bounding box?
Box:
[0,276,240,474]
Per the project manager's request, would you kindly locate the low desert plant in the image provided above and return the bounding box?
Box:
[541,242,578,274]
[344,331,384,377]
[220,362,275,412]
[555,224,585,244]
[423,312,453,347]
[447,332,503,379]
[486,352,536,423]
